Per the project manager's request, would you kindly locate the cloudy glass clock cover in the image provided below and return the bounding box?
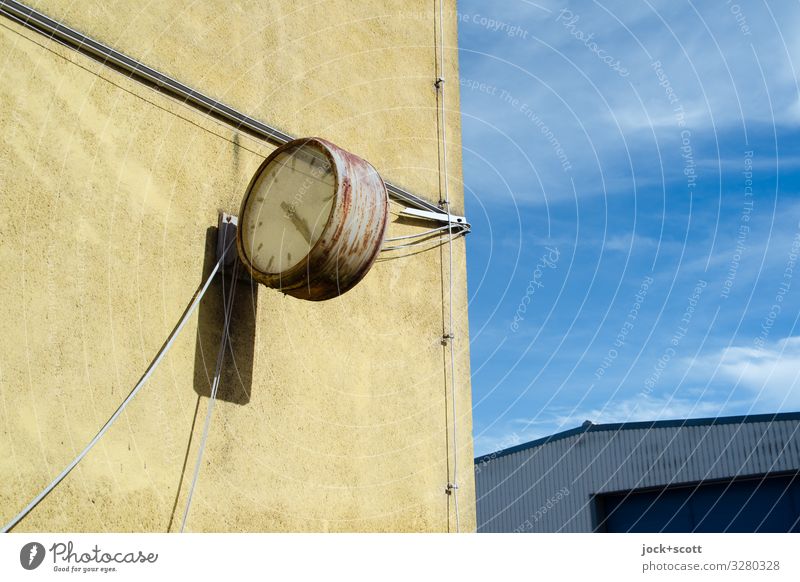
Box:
[240,142,335,275]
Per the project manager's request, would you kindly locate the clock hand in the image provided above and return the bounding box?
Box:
[280,201,313,244]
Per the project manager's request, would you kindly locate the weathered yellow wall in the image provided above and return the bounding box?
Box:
[0,1,475,532]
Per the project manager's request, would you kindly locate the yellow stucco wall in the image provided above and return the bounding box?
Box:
[0,1,475,532]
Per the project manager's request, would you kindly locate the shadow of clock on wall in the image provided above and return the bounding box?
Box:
[193,226,257,405]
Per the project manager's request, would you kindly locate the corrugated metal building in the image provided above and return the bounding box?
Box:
[475,412,800,533]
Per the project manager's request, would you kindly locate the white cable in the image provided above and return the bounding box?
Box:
[179,259,240,532]
[437,0,460,533]
[381,232,464,252]
[1,245,230,533]
[384,224,451,242]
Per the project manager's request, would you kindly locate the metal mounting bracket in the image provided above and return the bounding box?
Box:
[215,212,254,283]
[216,212,239,268]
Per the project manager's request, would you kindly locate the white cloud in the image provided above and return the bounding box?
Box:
[473,431,529,457]
[691,337,800,408]
[459,0,800,204]
[517,395,733,431]
[474,394,735,455]
[604,233,657,252]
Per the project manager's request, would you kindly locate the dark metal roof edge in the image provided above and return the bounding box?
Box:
[475,411,800,465]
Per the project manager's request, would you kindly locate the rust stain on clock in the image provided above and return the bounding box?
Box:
[237,137,389,301]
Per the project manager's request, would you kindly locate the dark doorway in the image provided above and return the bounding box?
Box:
[595,471,800,532]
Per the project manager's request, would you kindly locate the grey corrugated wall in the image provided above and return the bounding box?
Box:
[475,416,800,532]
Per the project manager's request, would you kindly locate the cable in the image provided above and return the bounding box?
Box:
[436,0,460,533]
[384,225,451,243]
[179,258,240,532]
[1,244,231,533]
[381,232,464,252]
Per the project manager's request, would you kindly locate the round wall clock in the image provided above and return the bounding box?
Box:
[236,137,389,301]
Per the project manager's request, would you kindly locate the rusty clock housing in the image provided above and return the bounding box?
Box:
[236,137,389,301]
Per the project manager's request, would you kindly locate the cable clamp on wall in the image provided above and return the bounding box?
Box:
[445,483,459,495]
[434,77,445,89]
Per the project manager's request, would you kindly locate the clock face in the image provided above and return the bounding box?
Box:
[240,142,336,275]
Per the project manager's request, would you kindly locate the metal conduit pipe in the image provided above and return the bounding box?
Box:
[0,0,469,229]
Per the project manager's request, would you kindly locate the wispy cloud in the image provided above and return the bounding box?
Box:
[475,394,736,455]
[690,337,800,409]
[603,233,658,252]
[459,0,800,204]
[463,1,800,460]
[515,395,735,431]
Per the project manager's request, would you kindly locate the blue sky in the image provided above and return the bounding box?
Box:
[457,1,800,455]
